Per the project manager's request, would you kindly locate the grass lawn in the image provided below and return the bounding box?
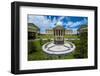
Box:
[64,35,79,39]
[28,40,48,60]
[40,34,79,39]
[28,38,86,61]
[28,40,79,61]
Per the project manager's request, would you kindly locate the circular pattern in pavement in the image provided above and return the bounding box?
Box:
[42,41,75,55]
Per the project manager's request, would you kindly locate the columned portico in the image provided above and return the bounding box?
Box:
[42,24,76,56]
[53,26,65,44]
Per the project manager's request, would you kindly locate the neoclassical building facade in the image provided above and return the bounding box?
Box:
[28,23,40,40]
[46,28,73,35]
[53,25,65,44]
[46,25,74,44]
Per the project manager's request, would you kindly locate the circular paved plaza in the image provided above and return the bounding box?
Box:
[42,41,75,55]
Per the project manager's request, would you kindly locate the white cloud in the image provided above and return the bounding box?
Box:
[66,21,73,26]
[67,18,87,28]
[70,21,81,27]
[50,17,57,28]
[28,15,51,33]
[58,16,64,21]
[28,15,87,33]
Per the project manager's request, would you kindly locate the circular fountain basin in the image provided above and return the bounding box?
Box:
[42,41,75,55]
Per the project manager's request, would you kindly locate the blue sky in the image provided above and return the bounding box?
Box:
[28,15,88,34]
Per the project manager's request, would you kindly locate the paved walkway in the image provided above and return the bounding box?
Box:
[28,38,80,41]
[42,41,76,55]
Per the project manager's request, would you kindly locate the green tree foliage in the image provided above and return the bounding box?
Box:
[73,25,88,58]
[28,40,41,54]
[79,31,88,58]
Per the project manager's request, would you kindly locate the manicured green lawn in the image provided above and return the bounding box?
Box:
[28,39,74,61]
[39,34,79,39]
[28,40,48,60]
[28,35,87,61]
[64,35,79,39]
[39,34,53,39]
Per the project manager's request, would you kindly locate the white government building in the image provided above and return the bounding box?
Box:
[46,28,74,35]
[43,23,76,55]
[46,22,78,44]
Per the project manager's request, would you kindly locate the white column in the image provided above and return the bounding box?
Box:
[58,30,60,36]
[61,30,62,36]
[60,30,61,40]
[59,30,61,36]
[55,30,56,40]
[56,30,57,40]
[61,30,62,40]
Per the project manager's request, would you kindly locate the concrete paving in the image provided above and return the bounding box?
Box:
[42,41,75,55]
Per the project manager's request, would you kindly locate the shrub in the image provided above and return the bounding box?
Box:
[28,40,41,54]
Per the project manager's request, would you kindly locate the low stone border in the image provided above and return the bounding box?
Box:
[42,41,75,55]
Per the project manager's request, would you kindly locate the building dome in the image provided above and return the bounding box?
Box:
[56,21,62,26]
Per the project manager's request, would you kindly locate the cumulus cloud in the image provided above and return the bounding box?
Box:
[28,15,51,33]
[49,17,57,28]
[28,15,87,33]
[58,16,64,21]
[66,18,87,28]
